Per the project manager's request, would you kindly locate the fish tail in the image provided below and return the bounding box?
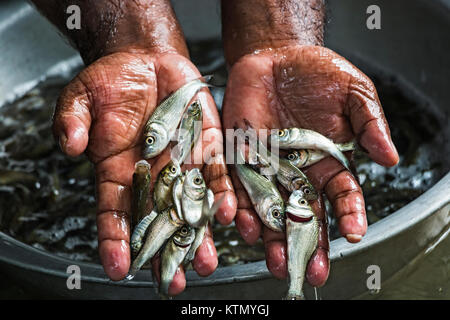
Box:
[337,140,357,152]
[202,74,214,83]
[331,148,351,172]
[159,279,171,296]
[284,292,306,300]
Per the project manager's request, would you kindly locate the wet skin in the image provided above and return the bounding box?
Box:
[31,0,400,294]
[222,45,399,287]
[32,0,237,296]
[54,52,238,295]
[222,0,398,288]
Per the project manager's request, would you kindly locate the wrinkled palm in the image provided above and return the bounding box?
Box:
[223,45,398,286]
[53,51,237,295]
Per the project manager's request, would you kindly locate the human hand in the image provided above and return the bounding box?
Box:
[53,51,237,295]
[222,45,399,287]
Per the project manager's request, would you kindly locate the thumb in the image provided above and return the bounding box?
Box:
[347,76,399,167]
[52,75,92,157]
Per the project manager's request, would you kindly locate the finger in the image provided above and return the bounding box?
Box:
[203,155,237,225]
[230,169,263,244]
[95,148,143,281]
[262,227,287,279]
[192,225,218,276]
[306,196,330,287]
[53,75,92,157]
[198,90,237,225]
[325,170,367,242]
[151,256,187,297]
[347,77,399,167]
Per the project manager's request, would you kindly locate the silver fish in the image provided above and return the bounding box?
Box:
[160,225,195,296]
[127,206,184,280]
[131,160,151,229]
[286,141,355,168]
[235,149,285,232]
[181,168,206,228]
[154,159,181,212]
[130,210,158,257]
[271,128,351,171]
[172,174,185,221]
[285,190,319,300]
[183,189,225,265]
[172,100,203,165]
[250,139,318,200]
[143,78,210,159]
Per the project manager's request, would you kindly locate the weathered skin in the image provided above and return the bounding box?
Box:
[31,0,237,294]
[160,226,195,296]
[130,210,158,257]
[222,0,398,285]
[271,128,351,171]
[181,169,207,228]
[154,160,181,212]
[172,100,203,165]
[127,207,184,279]
[235,150,285,232]
[285,190,318,300]
[287,141,355,169]
[131,160,152,229]
[250,139,317,200]
[143,78,209,159]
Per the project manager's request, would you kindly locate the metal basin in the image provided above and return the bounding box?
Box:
[0,0,449,299]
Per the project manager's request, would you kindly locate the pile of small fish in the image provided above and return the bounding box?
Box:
[235,127,355,299]
[127,77,223,296]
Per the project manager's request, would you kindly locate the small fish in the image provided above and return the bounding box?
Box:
[271,128,351,171]
[181,168,207,228]
[154,160,181,212]
[235,149,285,232]
[285,190,319,300]
[172,100,203,165]
[127,206,184,279]
[130,210,158,257]
[183,189,225,265]
[143,77,210,159]
[160,225,196,296]
[131,160,151,229]
[286,141,356,168]
[251,139,317,200]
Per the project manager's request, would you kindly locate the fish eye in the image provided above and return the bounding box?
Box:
[180,227,188,235]
[170,166,177,174]
[287,153,296,160]
[272,209,281,218]
[145,136,155,145]
[304,188,311,194]
[277,130,286,137]
[299,199,307,205]
[194,176,203,185]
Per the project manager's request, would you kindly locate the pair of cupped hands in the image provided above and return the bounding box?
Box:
[54,44,398,295]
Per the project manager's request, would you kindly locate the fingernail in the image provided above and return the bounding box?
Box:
[346,234,363,243]
[59,133,68,151]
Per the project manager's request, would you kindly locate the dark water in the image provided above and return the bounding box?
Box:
[0,42,448,266]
